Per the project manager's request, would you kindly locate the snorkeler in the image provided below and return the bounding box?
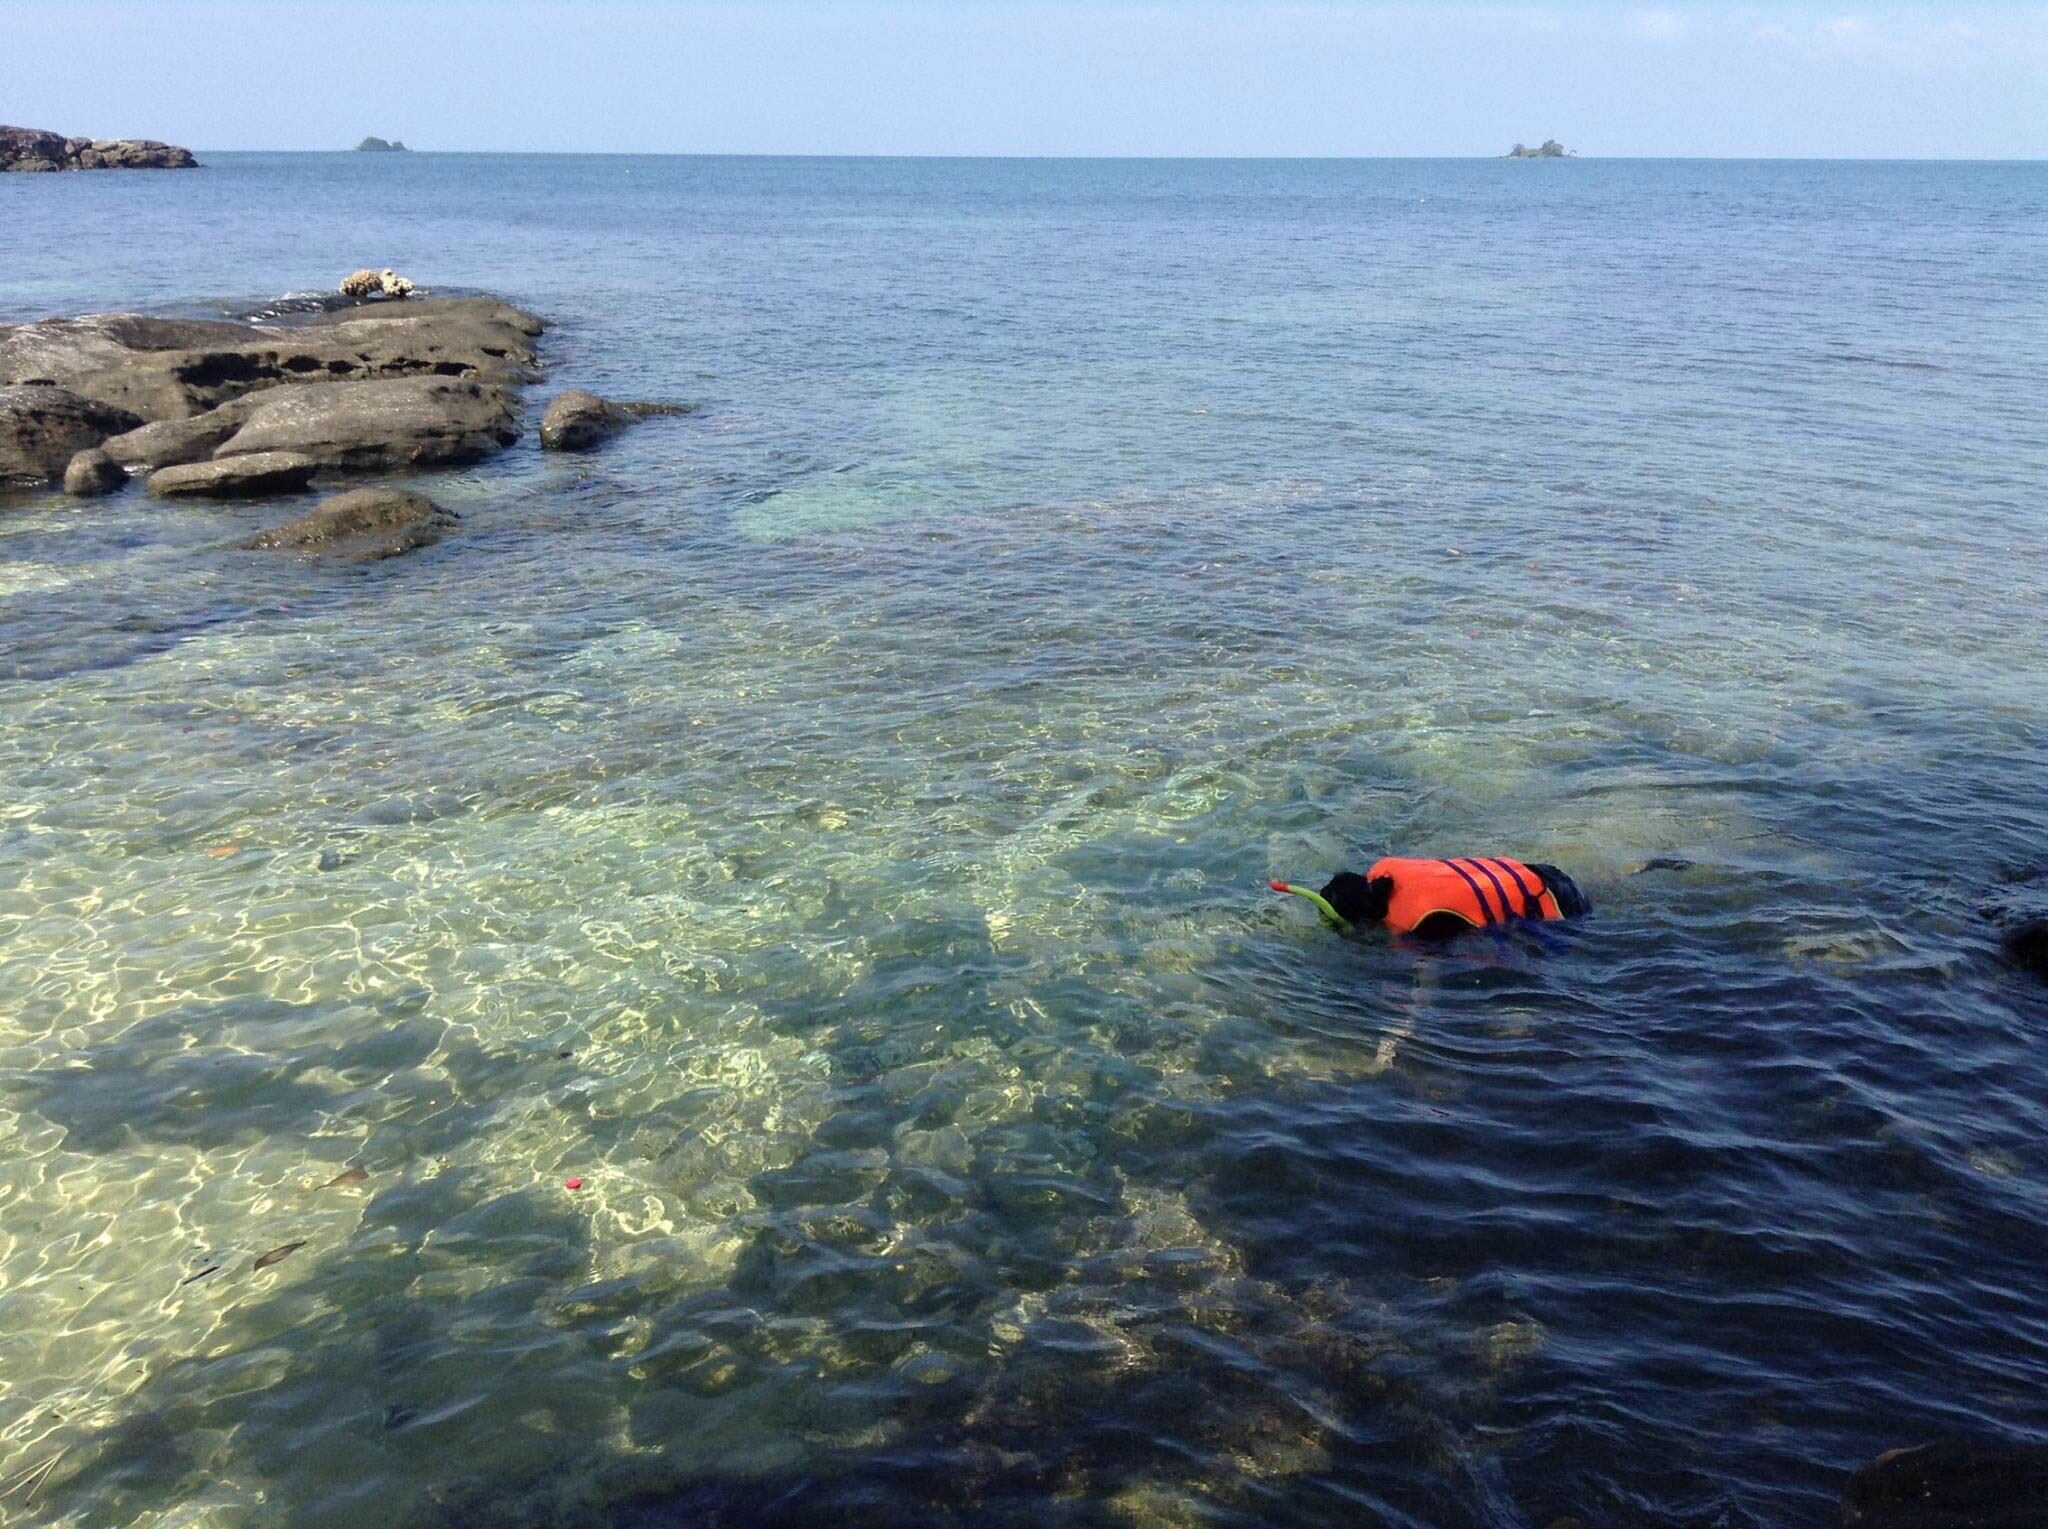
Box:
[1271,856,1589,939]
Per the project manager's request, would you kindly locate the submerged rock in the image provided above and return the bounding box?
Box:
[2,124,198,172]
[1842,1438,2048,1527]
[2000,918,2048,982]
[63,447,126,497]
[239,486,456,561]
[1980,867,2048,984]
[0,385,145,483]
[148,451,319,499]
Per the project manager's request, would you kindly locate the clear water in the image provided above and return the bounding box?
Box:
[2,155,2046,1527]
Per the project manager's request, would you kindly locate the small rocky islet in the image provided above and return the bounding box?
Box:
[1,280,687,560]
[2,123,198,172]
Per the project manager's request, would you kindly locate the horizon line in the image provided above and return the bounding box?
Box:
[189,149,2048,163]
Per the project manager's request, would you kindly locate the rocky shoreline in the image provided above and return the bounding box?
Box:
[2,286,690,559]
[2,124,198,172]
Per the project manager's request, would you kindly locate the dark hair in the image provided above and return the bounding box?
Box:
[1319,871,1393,926]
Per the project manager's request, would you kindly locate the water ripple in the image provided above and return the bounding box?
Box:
[2,155,2046,1526]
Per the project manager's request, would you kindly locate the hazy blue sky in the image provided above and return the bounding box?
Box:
[5,3,2043,157]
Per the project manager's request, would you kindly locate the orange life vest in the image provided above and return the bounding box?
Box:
[1368,856,1564,933]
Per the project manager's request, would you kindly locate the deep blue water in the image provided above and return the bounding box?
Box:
[2,154,2046,1527]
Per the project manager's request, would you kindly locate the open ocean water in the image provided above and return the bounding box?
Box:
[1,154,2045,1526]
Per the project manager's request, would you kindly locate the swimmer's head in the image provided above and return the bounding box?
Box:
[1318,871,1394,927]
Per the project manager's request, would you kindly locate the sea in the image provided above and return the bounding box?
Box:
[2,154,2045,1527]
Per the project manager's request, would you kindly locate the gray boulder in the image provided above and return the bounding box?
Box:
[63,448,126,497]
[541,389,696,451]
[214,376,521,471]
[0,385,145,482]
[240,487,455,561]
[148,451,319,499]
[540,389,633,451]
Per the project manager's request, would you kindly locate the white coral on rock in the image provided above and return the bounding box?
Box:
[338,267,416,300]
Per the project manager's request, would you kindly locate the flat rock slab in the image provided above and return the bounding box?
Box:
[101,409,252,470]
[240,487,457,562]
[148,451,319,499]
[0,314,260,386]
[214,376,521,471]
[1,384,145,483]
[0,297,546,424]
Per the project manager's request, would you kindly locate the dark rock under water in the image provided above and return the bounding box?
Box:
[1841,1439,2048,1528]
[1998,918,2048,981]
[240,486,456,562]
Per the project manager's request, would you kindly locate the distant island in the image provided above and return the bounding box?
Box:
[1505,140,1574,159]
[2,124,197,172]
[355,136,410,153]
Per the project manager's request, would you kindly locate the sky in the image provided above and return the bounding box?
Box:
[4,2,2044,158]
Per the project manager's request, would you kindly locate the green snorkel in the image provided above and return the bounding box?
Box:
[1269,879,1353,932]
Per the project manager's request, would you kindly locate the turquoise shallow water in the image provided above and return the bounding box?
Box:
[2,155,2047,1526]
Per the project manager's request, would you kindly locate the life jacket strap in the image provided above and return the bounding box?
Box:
[1439,859,1501,925]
